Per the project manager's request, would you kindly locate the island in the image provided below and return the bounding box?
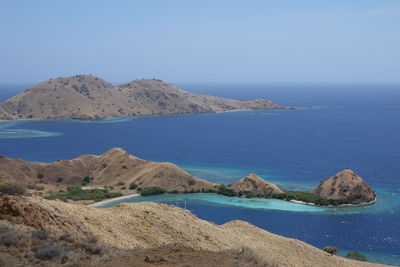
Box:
[0,148,376,207]
[0,75,285,120]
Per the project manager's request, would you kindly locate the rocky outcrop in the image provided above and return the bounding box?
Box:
[0,148,217,193]
[0,195,384,267]
[0,75,283,120]
[231,173,284,195]
[311,169,376,203]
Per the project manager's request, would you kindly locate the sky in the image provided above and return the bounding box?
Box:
[0,0,399,84]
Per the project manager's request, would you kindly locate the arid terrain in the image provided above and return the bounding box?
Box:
[231,173,284,195]
[0,75,284,120]
[0,147,217,197]
[0,195,388,267]
[312,169,376,203]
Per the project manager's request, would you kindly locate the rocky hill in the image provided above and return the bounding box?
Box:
[0,75,283,120]
[0,195,386,266]
[231,173,283,195]
[311,169,376,203]
[0,148,217,194]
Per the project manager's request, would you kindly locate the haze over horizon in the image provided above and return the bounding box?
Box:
[0,0,399,84]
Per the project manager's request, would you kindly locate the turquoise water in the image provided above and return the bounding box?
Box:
[0,83,400,265]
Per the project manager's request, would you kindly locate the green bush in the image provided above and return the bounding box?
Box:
[345,251,366,261]
[140,187,165,196]
[129,183,138,190]
[116,182,125,186]
[45,186,122,202]
[217,185,237,197]
[323,246,338,255]
[81,176,93,186]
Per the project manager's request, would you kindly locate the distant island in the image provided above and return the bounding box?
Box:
[0,75,285,120]
[0,148,376,207]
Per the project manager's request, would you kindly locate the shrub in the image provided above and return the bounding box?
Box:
[345,251,366,261]
[0,175,25,195]
[85,245,103,255]
[45,186,122,202]
[32,243,62,261]
[86,236,98,244]
[32,230,48,240]
[323,246,338,255]
[116,182,125,186]
[81,176,92,186]
[129,183,138,190]
[56,177,63,183]
[120,186,126,190]
[137,187,142,193]
[140,187,165,196]
[59,234,72,242]
[245,192,257,198]
[0,232,19,247]
[217,185,237,197]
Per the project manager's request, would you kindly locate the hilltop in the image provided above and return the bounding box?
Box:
[0,75,283,120]
[231,173,283,195]
[311,169,376,204]
[0,195,387,266]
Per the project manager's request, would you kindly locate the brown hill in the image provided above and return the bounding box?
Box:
[311,169,376,203]
[0,148,217,193]
[0,75,283,120]
[0,195,386,267]
[231,173,284,195]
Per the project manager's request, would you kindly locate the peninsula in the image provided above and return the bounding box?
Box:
[0,75,284,120]
[0,148,376,207]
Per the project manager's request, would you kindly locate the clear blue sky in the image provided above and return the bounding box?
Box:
[0,0,399,84]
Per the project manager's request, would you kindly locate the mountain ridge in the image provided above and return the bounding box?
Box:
[0,75,284,120]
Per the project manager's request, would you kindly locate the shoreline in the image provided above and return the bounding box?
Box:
[88,192,378,209]
[88,193,140,208]
[289,196,377,208]
[0,107,289,123]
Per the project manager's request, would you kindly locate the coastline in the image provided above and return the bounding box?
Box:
[289,196,378,208]
[88,193,140,208]
[88,191,378,209]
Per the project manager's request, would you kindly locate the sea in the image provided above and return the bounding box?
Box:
[0,83,399,265]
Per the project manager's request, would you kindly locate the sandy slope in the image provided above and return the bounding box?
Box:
[0,195,388,267]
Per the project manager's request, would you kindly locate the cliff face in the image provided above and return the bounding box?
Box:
[0,195,384,267]
[0,75,283,120]
[231,173,284,195]
[311,169,376,203]
[0,148,217,193]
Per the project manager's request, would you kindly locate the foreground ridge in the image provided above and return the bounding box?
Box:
[0,195,387,266]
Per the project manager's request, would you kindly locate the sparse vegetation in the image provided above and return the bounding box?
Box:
[32,230,48,240]
[345,251,367,261]
[140,186,165,196]
[0,174,25,195]
[217,185,237,197]
[323,246,338,255]
[31,243,63,260]
[81,176,93,186]
[0,232,19,247]
[129,183,138,190]
[45,186,122,202]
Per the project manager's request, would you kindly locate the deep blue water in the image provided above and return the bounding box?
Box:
[0,83,400,265]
